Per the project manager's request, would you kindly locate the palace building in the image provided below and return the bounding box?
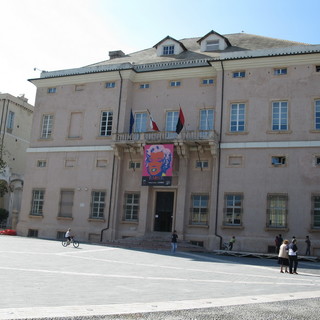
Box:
[17,30,320,254]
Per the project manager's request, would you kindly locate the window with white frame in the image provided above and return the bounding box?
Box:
[272,101,288,131]
[206,39,219,51]
[266,194,287,228]
[165,111,179,138]
[199,109,214,136]
[123,193,139,221]
[230,103,245,132]
[170,81,181,87]
[37,160,47,168]
[314,100,320,130]
[90,191,106,219]
[191,194,209,225]
[129,161,141,170]
[58,190,74,218]
[202,79,214,85]
[311,195,320,228]
[6,111,15,131]
[274,68,287,75]
[163,45,174,55]
[195,160,209,169]
[139,83,150,89]
[272,156,286,166]
[100,111,113,136]
[105,82,115,88]
[47,87,56,93]
[41,114,54,139]
[135,112,147,132]
[31,189,45,216]
[233,71,246,78]
[224,194,243,226]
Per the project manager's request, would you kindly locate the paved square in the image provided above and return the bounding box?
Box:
[0,236,320,319]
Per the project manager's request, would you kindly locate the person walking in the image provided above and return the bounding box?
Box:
[278,239,289,273]
[229,236,236,251]
[288,239,298,274]
[305,235,311,256]
[171,230,178,253]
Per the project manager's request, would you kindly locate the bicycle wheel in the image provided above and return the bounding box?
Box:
[72,240,79,248]
[62,240,68,247]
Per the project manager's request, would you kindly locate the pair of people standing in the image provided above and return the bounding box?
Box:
[278,238,298,274]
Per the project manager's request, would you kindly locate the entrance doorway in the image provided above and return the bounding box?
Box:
[154,191,174,232]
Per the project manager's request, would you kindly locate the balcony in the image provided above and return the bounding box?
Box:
[114,130,219,146]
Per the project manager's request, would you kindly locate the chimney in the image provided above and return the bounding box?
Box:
[109,50,125,60]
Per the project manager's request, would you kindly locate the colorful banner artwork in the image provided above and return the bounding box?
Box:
[142,144,173,186]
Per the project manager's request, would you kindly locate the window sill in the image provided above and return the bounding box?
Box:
[29,214,43,219]
[226,131,248,135]
[187,224,209,228]
[309,228,320,233]
[88,218,105,223]
[266,130,292,134]
[264,227,288,232]
[221,225,244,230]
[120,220,138,224]
[57,216,73,220]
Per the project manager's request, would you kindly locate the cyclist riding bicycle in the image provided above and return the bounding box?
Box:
[65,228,74,244]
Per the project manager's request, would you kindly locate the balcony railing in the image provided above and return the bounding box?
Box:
[114,130,218,144]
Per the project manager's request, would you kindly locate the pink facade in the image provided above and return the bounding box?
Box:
[17,31,320,254]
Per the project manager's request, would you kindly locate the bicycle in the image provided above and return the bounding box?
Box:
[62,237,79,248]
[222,242,230,250]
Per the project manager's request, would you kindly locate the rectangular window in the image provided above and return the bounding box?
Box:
[75,84,85,91]
[311,195,320,228]
[230,103,245,132]
[272,101,288,131]
[199,109,214,134]
[233,71,246,78]
[31,190,45,216]
[135,113,148,132]
[90,191,106,219]
[139,83,150,89]
[37,160,47,167]
[105,82,115,88]
[191,194,209,225]
[47,87,56,93]
[68,112,83,139]
[65,159,76,167]
[58,190,74,218]
[224,194,243,225]
[41,114,54,139]
[274,68,287,75]
[267,194,287,228]
[316,66,320,72]
[96,159,107,168]
[163,45,174,55]
[7,111,15,130]
[206,40,219,51]
[129,161,141,169]
[314,100,320,130]
[100,111,113,136]
[195,160,208,169]
[228,156,243,167]
[202,79,214,85]
[272,156,286,166]
[124,193,139,221]
[170,81,181,87]
[165,111,179,138]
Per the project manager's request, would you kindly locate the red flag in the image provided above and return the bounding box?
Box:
[176,107,185,134]
[148,110,159,131]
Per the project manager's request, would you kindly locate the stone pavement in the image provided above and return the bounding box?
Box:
[0,236,320,319]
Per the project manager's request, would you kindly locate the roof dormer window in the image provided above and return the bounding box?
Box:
[206,39,219,51]
[163,45,175,55]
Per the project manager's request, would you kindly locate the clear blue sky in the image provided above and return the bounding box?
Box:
[1,0,319,105]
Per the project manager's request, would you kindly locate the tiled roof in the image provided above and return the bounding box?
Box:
[35,33,319,80]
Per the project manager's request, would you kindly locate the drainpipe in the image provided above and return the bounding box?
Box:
[214,60,225,249]
[100,70,123,242]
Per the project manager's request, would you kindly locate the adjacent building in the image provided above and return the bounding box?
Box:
[0,93,34,228]
[17,31,320,254]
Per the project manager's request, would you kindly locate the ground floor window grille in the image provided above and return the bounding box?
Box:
[223,194,243,225]
[59,190,74,218]
[124,193,139,221]
[30,189,45,216]
[190,194,208,225]
[266,194,287,228]
[311,195,320,228]
[90,191,106,219]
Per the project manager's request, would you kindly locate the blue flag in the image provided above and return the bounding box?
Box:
[129,109,134,134]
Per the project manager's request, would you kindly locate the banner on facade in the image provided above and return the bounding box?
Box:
[142,144,173,186]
